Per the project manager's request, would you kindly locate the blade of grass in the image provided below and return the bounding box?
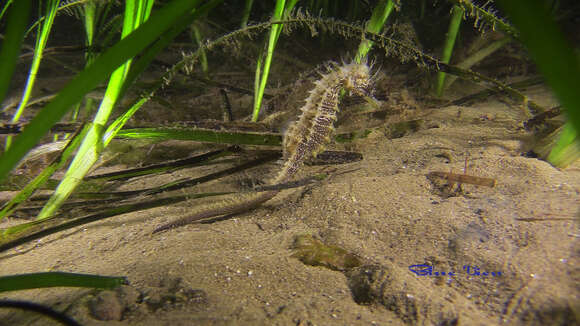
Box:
[11,149,273,216]
[496,0,580,166]
[443,36,512,90]
[0,150,291,251]
[436,4,464,97]
[0,272,127,293]
[0,0,15,20]
[67,0,104,130]
[355,0,394,64]
[103,97,149,145]
[115,127,282,146]
[85,146,240,181]
[546,122,579,168]
[251,0,288,122]
[240,0,254,28]
[0,0,31,106]
[191,24,209,78]
[6,0,61,149]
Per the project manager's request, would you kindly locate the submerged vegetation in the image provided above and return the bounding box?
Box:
[0,0,579,323]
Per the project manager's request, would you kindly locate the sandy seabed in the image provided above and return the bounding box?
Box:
[1,79,578,326]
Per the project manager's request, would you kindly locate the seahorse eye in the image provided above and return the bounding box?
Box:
[355,79,372,97]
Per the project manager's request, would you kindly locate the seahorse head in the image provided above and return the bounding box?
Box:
[341,63,373,97]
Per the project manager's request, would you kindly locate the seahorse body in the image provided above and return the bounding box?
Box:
[153,62,372,233]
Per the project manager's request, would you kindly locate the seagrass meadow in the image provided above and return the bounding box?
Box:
[0,1,579,325]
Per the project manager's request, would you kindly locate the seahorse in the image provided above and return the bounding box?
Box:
[153,61,373,233]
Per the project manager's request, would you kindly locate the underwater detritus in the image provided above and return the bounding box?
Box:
[290,234,362,271]
[427,171,497,188]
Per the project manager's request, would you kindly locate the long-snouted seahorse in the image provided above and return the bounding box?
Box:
[153,62,373,233]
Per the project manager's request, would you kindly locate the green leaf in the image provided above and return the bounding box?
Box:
[496,0,580,160]
[0,0,30,105]
[547,122,580,168]
[0,272,127,293]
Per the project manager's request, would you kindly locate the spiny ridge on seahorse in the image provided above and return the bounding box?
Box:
[153,61,373,233]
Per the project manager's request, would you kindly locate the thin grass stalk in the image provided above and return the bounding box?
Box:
[240,0,253,27]
[67,0,99,133]
[85,146,240,181]
[103,97,149,145]
[82,1,96,54]
[36,0,155,220]
[273,0,298,44]
[6,0,60,150]
[443,36,511,90]
[355,0,394,64]
[115,127,282,146]
[0,0,31,105]
[0,0,15,20]
[436,4,464,97]
[251,0,286,122]
[192,24,209,77]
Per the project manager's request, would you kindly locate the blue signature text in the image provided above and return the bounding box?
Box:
[409,264,502,277]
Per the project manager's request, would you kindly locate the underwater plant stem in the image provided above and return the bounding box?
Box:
[240,0,254,27]
[251,0,286,122]
[0,0,15,20]
[0,0,30,107]
[6,0,60,149]
[355,0,394,64]
[192,24,209,77]
[436,4,464,97]
[443,36,511,90]
[116,127,282,146]
[82,0,97,60]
